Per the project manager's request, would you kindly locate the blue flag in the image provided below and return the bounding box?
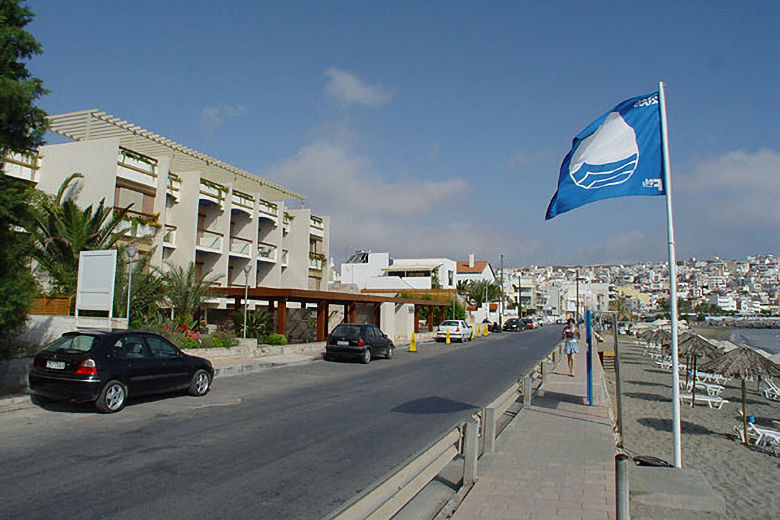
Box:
[545,92,664,220]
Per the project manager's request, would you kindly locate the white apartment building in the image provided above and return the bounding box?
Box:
[339,251,457,291]
[3,110,330,296]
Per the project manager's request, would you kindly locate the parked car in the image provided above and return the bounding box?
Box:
[325,323,394,363]
[436,320,472,342]
[503,318,524,331]
[28,330,214,413]
[522,318,535,330]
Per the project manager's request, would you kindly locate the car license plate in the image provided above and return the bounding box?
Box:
[46,360,65,370]
[337,341,349,346]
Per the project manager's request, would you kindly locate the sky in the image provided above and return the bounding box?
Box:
[26,1,780,268]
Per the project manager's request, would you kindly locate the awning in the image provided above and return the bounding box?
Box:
[381,263,443,273]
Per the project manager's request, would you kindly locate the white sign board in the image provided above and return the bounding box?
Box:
[75,250,117,315]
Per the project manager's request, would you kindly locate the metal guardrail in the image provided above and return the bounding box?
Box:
[324,340,564,520]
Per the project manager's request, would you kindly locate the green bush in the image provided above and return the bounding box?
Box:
[265,333,287,346]
[209,331,238,349]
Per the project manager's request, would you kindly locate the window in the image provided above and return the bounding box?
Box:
[448,270,454,286]
[114,335,150,359]
[145,335,180,358]
[43,334,99,354]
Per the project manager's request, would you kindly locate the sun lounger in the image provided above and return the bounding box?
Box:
[762,378,780,402]
[678,393,729,409]
[679,380,725,396]
[695,372,728,385]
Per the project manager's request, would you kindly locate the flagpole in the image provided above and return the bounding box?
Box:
[659,80,682,468]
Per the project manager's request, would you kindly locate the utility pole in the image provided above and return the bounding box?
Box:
[499,254,504,330]
[576,267,580,322]
[518,267,522,319]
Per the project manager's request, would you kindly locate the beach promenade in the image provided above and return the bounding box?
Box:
[451,348,617,520]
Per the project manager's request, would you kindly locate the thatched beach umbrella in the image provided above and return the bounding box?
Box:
[676,333,723,405]
[700,345,780,445]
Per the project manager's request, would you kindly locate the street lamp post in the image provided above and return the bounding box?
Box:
[243,263,252,339]
[576,268,580,322]
[125,246,138,329]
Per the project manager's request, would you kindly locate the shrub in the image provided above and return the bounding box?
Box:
[209,331,238,349]
[265,333,287,346]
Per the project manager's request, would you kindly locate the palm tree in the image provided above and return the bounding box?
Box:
[609,294,631,321]
[113,246,167,327]
[162,262,217,327]
[466,280,501,307]
[27,173,130,296]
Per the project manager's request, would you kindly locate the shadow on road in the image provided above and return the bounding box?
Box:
[392,396,477,414]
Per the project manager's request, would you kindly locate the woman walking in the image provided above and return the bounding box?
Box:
[562,317,580,377]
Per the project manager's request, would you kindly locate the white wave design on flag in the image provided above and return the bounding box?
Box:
[570,154,639,189]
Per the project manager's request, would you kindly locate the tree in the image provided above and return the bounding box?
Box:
[0,0,48,157]
[609,294,631,321]
[163,262,217,327]
[0,175,37,349]
[465,280,501,307]
[113,246,167,328]
[27,174,131,296]
[0,1,47,350]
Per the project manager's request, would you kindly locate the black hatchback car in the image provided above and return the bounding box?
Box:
[325,323,394,364]
[28,330,214,413]
[503,318,524,331]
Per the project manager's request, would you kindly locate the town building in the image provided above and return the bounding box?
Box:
[2,110,331,299]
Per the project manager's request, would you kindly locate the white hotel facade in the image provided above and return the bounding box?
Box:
[3,109,330,297]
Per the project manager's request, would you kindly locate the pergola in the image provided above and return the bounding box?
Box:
[211,287,452,341]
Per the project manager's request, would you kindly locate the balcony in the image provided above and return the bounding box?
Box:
[231,190,254,216]
[167,174,181,201]
[283,212,292,234]
[229,235,253,258]
[199,179,227,209]
[310,215,325,238]
[257,242,277,263]
[258,198,279,222]
[2,152,40,183]
[115,208,160,239]
[163,224,177,247]
[196,228,223,252]
[281,249,289,267]
[117,148,157,189]
[309,253,325,271]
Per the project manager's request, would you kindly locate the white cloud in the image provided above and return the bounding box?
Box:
[324,67,393,107]
[200,104,247,130]
[264,140,467,216]
[675,149,780,226]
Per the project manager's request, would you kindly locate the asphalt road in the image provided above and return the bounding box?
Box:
[0,327,560,519]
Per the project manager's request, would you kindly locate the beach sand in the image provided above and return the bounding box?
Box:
[602,336,779,519]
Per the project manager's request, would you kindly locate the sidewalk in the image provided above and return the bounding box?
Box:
[451,349,617,520]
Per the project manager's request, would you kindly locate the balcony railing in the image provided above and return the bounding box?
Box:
[196,228,223,251]
[309,253,325,271]
[163,224,176,247]
[199,179,227,208]
[258,198,278,220]
[167,174,181,201]
[283,212,292,234]
[229,235,253,257]
[232,190,254,214]
[281,249,289,267]
[115,208,160,239]
[257,242,277,263]
[117,148,157,188]
[2,151,40,183]
[310,215,325,237]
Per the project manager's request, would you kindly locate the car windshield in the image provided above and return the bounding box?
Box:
[441,321,460,327]
[331,325,361,340]
[42,334,99,354]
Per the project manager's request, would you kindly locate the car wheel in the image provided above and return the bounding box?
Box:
[361,348,371,364]
[385,345,394,359]
[95,380,127,413]
[188,369,211,396]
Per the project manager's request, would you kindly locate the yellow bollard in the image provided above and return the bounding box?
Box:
[485,324,490,336]
[476,324,481,337]
[471,326,474,340]
[409,331,417,352]
[446,328,451,345]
